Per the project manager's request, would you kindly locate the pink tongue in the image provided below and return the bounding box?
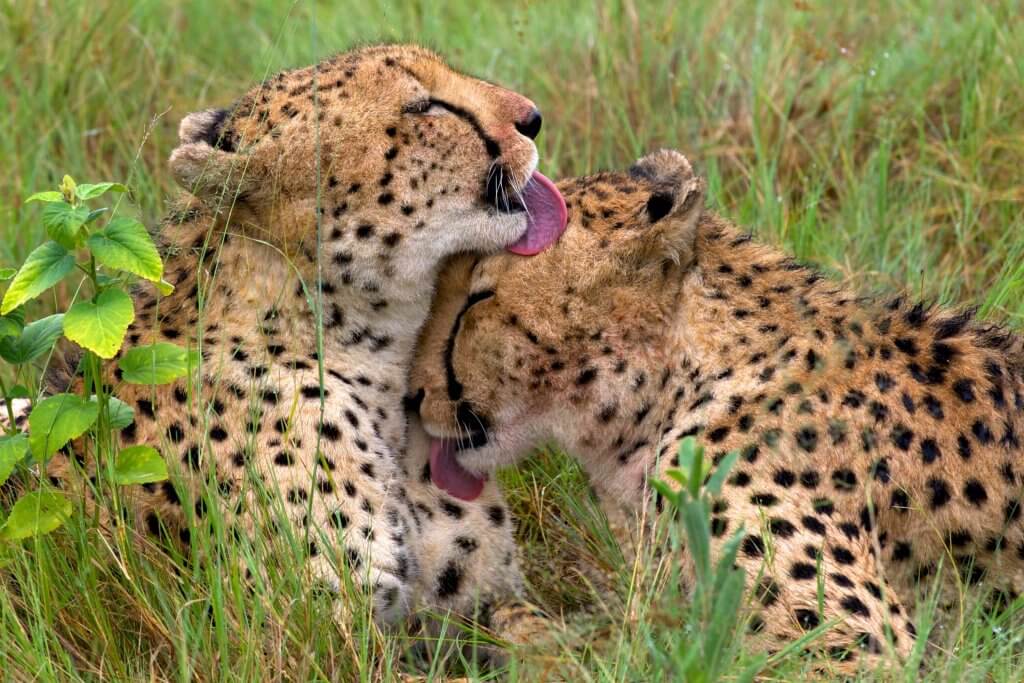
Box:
[506,171,568,256]
[430,438,486,501]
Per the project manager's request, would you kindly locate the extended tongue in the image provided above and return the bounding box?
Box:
[429,438,486,501]
[506,170,568,256]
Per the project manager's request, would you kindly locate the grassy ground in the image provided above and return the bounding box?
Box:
[2,0,1024,680]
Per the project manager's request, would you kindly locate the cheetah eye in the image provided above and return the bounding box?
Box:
[402,99,450,116]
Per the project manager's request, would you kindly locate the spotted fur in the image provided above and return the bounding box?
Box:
[31,44,550,627]
[411,149,1024,671]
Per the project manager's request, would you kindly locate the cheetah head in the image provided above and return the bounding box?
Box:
[410,150,706,499]
[168,44,567,285]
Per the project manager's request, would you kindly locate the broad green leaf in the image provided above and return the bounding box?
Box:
[0,312,24,338]
[0,489,72,541]
[63,289,133,358]
[0,242,75,314]
[0,268,16,280]
[93,396,134,431]
[42,202,91,249]
[28,393,98,461]
[6,385,31,400]
[75,182,127,201]
[0,314,65,364]
[86,217,162,282]
[0,434,28,487]
[112,445,168,485]
[84,207,109,224]
[25,191,64,204]
[119,342,197,385]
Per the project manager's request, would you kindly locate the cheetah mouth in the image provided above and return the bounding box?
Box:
[429,438,487,501]
[486,169,567,256]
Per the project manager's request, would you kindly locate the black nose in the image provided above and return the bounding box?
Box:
[515,108,542,139]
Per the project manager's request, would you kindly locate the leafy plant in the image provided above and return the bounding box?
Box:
[0,176,185,541]
[649,438,756,682]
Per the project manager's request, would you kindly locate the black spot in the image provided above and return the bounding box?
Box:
[769,518,796,538]
[773,469,796,487]
[832,546,856,565]
[791,562,817,580]
[890,488,910,512]
[436,561,462,598]
[137,399,155,419]
[832,469,857,491]
[875,373,894,393]
[795,608,820,629]
[274,451,295,466]
[894,338,918,355]
[801,515,826,535]
[963,479,988,507]
[751,492,778,506]
[487,505,506,526]
[920,438,941,464]
[795,426,818,452]
[891,424,914,451]
[953,379,975,403]
[972,419,994,444]
[742,535,765,557]
[893,541,913,561]
[799,470,820,488]
[840,595,870,617]
[927,477,951,509]
[957,434,973,460]
[166,423,185,443]
[922,394,944,419]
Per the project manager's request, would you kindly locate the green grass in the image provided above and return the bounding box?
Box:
[2,0,1024,680]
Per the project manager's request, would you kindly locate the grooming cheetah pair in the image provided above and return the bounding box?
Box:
[11,44,1021,672]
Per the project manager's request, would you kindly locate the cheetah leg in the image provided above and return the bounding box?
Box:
[732,497,916,675]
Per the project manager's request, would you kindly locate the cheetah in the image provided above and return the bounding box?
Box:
[409,149,1024,672]
[15,45,568,628]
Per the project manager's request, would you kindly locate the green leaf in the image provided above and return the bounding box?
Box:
[0,311,24,338]
[119,342,197,385]
[28,393,98,461]
[0,314,65,364]
[84,207,109,224]
[85,217,162,283]
[0,489,72,541]
[1,242,76,315]
[0,268,16,281]
[0,434,28,487]
[155,279,174,296]
[75,182,127,201]
[42,202,91,249]
[6,385,31,400]
[63,289,134,359]
[25,191,64,204]
[95,396,134,431]
[112,445,168,485]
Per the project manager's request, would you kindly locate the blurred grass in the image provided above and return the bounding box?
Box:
[1,0,1023,680]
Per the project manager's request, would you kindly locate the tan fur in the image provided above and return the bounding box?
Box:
[36,44,550,628]
[411,149,1024,672]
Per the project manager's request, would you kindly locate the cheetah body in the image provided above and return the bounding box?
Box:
[40,44,549,625]
[412,149,1024,668]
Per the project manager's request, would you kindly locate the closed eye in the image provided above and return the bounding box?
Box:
[402,99,451,116]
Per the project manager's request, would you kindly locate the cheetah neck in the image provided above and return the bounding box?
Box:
[574,214,893,507]
[137,200,437,429]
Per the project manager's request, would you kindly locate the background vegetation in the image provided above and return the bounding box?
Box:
[2,0,1023,680]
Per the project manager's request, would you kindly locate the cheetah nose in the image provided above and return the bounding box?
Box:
[515,108,542,140]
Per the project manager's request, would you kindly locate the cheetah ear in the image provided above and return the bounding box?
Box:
[169,108,257,203]
[629,149,705,264]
